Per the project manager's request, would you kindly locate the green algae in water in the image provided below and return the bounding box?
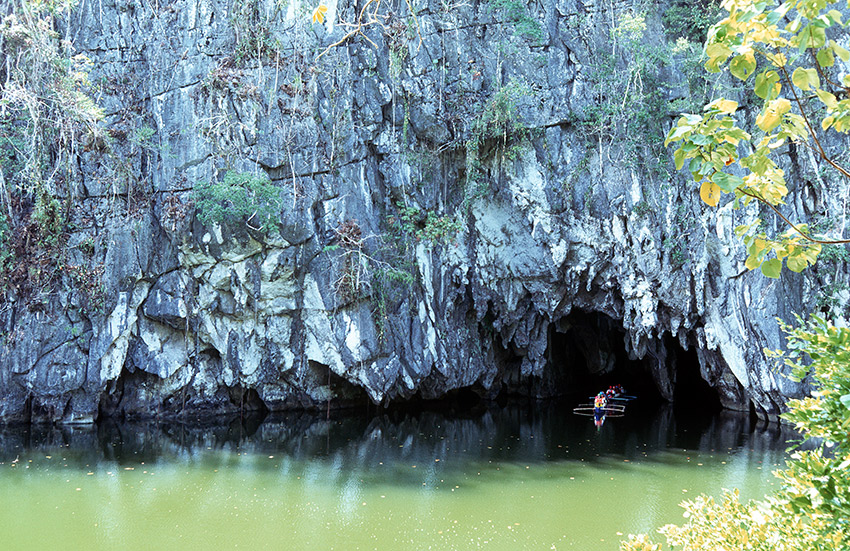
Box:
[0,406,790,550]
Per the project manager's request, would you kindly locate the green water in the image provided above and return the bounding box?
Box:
[0,405,790,550]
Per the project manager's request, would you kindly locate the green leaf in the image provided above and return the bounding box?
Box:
[815,88,838,109]
[729,52,757,80]
[786,254,807,272]
[754,70,780,100]
[817,47,835,68]
[766,2,792,25]
[841,394,850,409]
[705,43,733,72]
[689,157,701,173]
[690,133,713,146]
[674,148,686,170]
[792,67,819,91]
[798,24,827,51]
[734,223,755,237]
[745,254,761,270]
[760,258,782,278]
[712,171,744,193]
[665,124,693,145]
[831,40,850,61]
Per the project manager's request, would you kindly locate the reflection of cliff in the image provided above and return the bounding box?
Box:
[0,0,827,424]
[0,405,793,472]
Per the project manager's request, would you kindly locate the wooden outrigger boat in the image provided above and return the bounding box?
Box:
[575,386,633,418]
[572,403,626,416]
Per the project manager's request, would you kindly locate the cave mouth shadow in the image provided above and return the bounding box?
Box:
[542,310,722,414]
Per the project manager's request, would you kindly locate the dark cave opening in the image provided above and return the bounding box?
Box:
[546,311,663,403]
[384,385,486,417]
[544,310,721,411]
[672,343,722,414]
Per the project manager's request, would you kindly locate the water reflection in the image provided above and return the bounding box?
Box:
[0,403,794,473]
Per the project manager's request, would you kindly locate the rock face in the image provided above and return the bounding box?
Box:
[0,0,840,424]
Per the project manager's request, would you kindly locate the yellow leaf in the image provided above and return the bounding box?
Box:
[756,97,791,132]
[756,111,780,132]
[765,52,787,67]
[700,180,721,207]
[711,99,739,114]
[745,254,761,270]
[312,4,328,24]
[823,115,835,131]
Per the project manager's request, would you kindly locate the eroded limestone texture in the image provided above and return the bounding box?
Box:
[0,0,838,423]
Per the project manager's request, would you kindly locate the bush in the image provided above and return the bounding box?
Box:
[622,316,850,550]
[193,171,281,234]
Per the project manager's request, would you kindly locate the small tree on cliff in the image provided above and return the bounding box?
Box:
[664,0,850,278]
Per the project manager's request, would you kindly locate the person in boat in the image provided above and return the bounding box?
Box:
[594,392,607,415]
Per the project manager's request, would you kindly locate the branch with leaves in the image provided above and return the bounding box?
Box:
[664,0,850,278]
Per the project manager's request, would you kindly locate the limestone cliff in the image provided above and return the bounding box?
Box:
[0,0,843,423]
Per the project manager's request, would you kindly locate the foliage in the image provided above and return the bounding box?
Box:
[310,0,422,61]
[193,171,281,234]
[65,262,105,314]
[388,202,463,245]
[1,0,104,196]
[0,215,14,273]
[489,0,544,44]
[385,17,410,81]
[663,237,688,269]
[0,0,112,310]
[322,217,417,328]
[129,125,158,151]
[32,189,64,248]
[465,78,532,202]
[632,200,653,218]
[622,316,850,550]
[327,220,367,302]
[661,0,722,43]
[577,11,677,176]
[664,0,850,277]
[772,316,850,537]
[371,264,415,338]
[230,0,280,64]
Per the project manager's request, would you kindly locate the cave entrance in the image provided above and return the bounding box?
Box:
[546,310,720,410]
[672,342,721,414]
[547,311,662,403]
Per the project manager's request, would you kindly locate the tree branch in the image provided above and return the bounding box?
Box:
[778,64,850,181]
[738,187,850,245]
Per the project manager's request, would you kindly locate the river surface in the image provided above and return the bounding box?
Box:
[0,403,793,551]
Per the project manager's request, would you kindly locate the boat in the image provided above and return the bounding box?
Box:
[574,386,633,418]
[572,403,626,416]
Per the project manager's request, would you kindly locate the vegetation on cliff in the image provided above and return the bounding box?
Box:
[0,0,107,312]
